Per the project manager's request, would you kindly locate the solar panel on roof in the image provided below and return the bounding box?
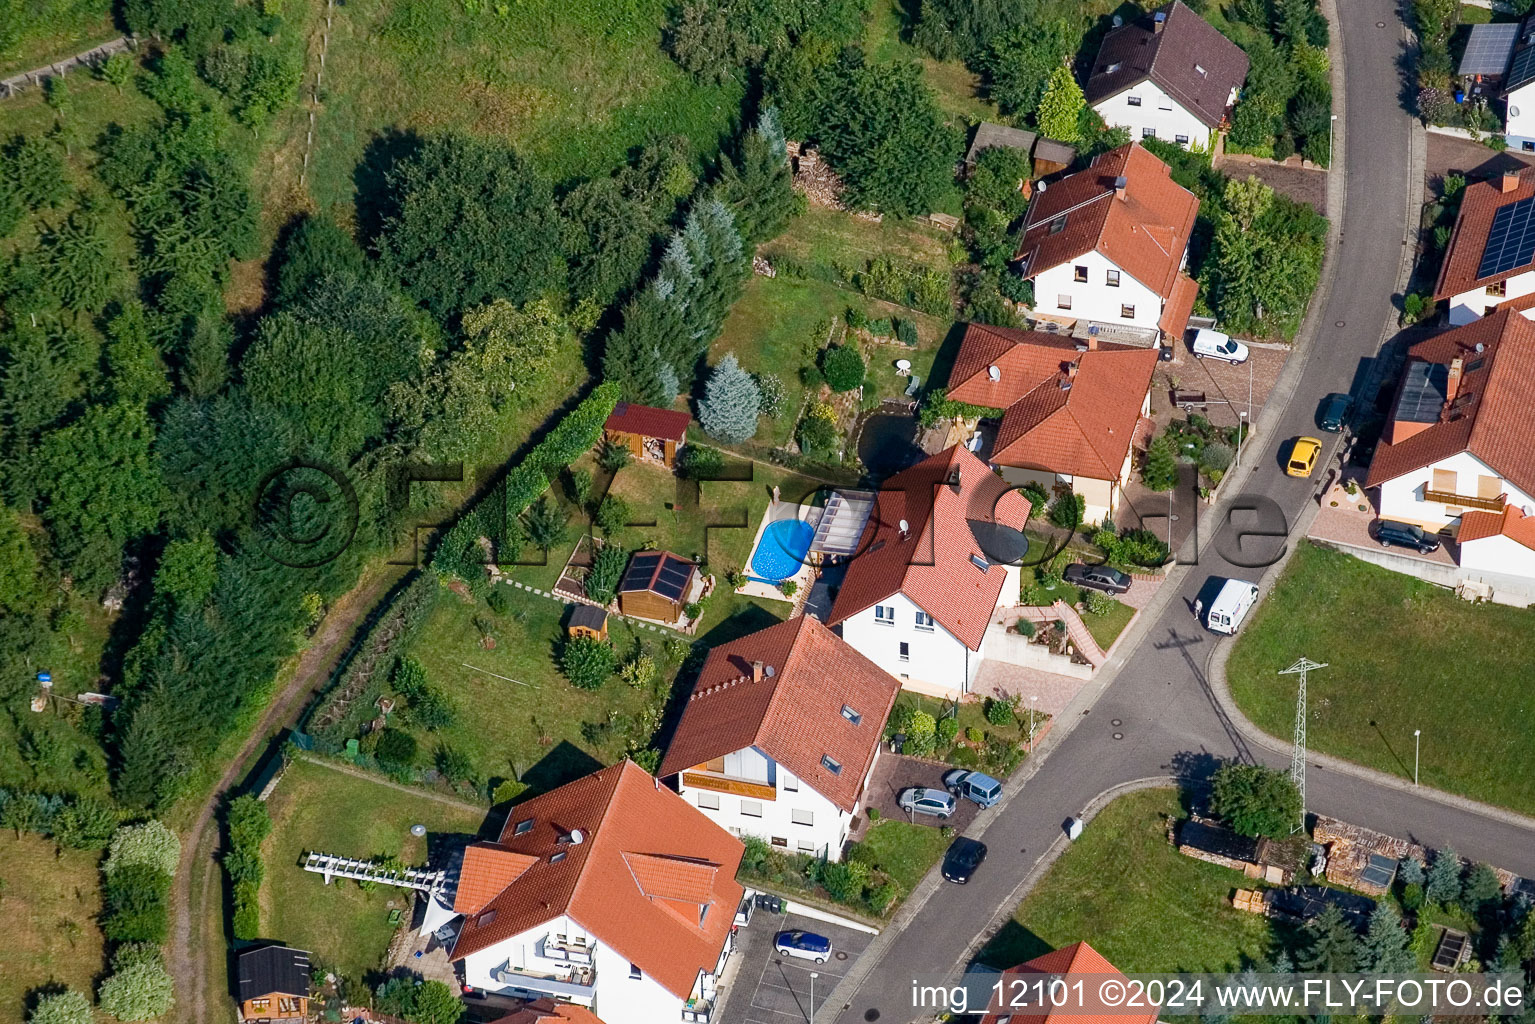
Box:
[1509,42,1535,90]
[1460,22,1519,76]
[1361,854,1398,888]
[1477,195,1535,279]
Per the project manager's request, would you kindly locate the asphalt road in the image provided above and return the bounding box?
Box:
[833,3,1535,1022]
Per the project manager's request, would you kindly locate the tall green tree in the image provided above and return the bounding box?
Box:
[1036,66,1086,143]
[979,20,1076,120]
[716,106,801,244]
[38,194,119,313]
[271,213,366,308]
[1209,762,1301,837]
[378,134,566,317]
[1299,904,1358,973]
[697,352,761,444]
[1355,904,1415,973]
[1425,846,1462,905]
[36,401,160,563]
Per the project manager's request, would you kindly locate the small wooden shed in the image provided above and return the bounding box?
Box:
[603,402,691,468]
[236,945,311,1023]
[1032,138,1078,177]
[617,550,701,623]
[567,604,608,641]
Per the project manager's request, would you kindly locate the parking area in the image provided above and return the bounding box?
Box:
[717,910,874,1024]
[860,752,979,832]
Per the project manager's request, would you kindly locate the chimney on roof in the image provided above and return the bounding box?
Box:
[751,660,764,682]
[1086,334,1098,351]
[1503,170,1523,193]
[1067,360,1080,378]
[948,465,963,494]
[1113,175,1128,200]
[1153,9,1167,32]
[1443,357,1464,419]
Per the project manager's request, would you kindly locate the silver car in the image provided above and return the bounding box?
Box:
[897,786,956,819]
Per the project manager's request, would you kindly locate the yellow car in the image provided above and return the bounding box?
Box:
[1287,436,1322,478]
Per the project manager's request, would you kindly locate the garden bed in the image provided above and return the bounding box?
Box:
[883,692,1035,776]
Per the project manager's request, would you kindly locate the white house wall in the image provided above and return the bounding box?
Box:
[1091,78,1220,150]
[1448,268,1535,325]
[1375,450,1535,530]
[679,750,853,861]
[1032,250,1165,333]
[1459,532,1535,577]
[1504,82,1535,154]
[461,912,705,1024]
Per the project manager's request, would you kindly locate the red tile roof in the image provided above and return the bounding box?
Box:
[449,761,743,1002]
[1014,143,1199,300]
[826,446,1031,650]
[1365,310,1535,496]
[1083,1,1250,129]
[1158,271,1199,338]
[454,845,539,915]
[490,999,606,1024]
[604,402,691,442]
[657,616,900,811]
[1435,168,1535,299]
[1458,503,1535,548]
[980,942,1160,1024]
[946,324,1157,480]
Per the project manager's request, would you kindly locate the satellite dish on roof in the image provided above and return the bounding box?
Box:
[569,828,585,845]
[1476,342,1486,353]
[1112,13,1123,27]
[987,365,1001,381]
[899,519,910,535]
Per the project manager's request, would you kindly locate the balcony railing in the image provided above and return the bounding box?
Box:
[489,962,596,1000]
[1422,488,1505,512]
[683,997,714,1023]
[682,771,776,801]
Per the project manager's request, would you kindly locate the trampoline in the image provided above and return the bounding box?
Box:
[750,518,814,582]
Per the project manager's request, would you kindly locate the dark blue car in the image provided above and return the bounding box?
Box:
[775,930,832,963]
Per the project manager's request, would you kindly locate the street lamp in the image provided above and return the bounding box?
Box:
[810,971,819,1024]
[1236,410,1248,470]
[1414,729,1421,787]
[1328,114,1338,168]
[1029,695,1039,748]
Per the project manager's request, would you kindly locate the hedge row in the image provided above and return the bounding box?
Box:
[224,795,272,941]
[0,788,119,848]
[431,380,621,590]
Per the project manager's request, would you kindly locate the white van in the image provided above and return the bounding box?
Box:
[1192,328,1250,365]
[1204,578,1259,635]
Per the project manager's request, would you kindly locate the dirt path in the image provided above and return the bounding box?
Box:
[292,753,487,814]
[168,563,407,1024]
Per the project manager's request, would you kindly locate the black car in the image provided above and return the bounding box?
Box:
[941,836,987,884]
[1318,393,1354,433]
[1062,563,1132,595]
[1374,519,1441,554]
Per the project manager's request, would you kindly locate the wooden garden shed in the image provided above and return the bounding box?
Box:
[603,402,691,468]
[617,550,702,624]
[566,604,608,641]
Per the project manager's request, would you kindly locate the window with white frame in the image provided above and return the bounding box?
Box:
[898,641,910,662]
[1175,134,1189,146]
[914,611,934,631]
[1073,265,1088,282]
[1127,95,1142,106]
[873,604,895,625]
[1142,127,1156,138]
[798,841,818,854]
[740,799,763,817]
[782,773,798,792]
[792,808,814,826]
[696,791,720,810]
[1121,304,1136,319]
[1105,270,1120,288]
[1058,294,1072,310]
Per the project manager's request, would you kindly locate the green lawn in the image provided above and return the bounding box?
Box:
[1081,598,1136,650]
[853,819,951,891]
[0,13,118,78]
[980,788,1278,972]
[1228,542,1535,817]
[0,834,104,1022]
[885,692,1035,774]
[261,757,489,983]
[394,590,671,790]
[307,0,742,213]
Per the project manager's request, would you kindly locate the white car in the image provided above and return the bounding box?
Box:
[1192,328,1249,365]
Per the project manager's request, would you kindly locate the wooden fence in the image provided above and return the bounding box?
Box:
[1,36,136,100]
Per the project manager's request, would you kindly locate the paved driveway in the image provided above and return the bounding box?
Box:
[861,753,978,832]
[717,911,873,1024]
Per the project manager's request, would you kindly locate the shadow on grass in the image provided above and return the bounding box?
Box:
[975,919,1052,970]
[519,740,604,798]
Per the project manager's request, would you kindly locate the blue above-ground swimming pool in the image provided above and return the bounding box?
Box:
[751,518,815,582]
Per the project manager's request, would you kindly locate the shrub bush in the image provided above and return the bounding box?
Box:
[937,716,959,746]
[102,863,172,943]
[585,544,628,604]
[1211,762,1301,837]
[106,821,181,878]
[866,807,881,821]
[965,726,984,744]
[797,402,841,458]
[819,859,869,902]
[905,710,937,757]
[1082,589,1115,616]
[867,880,901,916]
[375,728,419,769]
[895,318,918,346]
[561,635,615,690]
[984,697,1015,726]
[486,586,511,614]
[821,344,866,392]
[1048,491,1085,530]
[678,444,725,480]
[594,495,631,534]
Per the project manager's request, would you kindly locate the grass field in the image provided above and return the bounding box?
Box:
[306,0,742,214]
[0,13,119,78]
[261,757,488,982]
[1081,597,1136,650]
[853,819,951,891]
[1228,542,1535,816]
[0,834,104,1021]
[980,788,1279,972]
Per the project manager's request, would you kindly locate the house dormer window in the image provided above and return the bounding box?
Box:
[841,704,862,725]
[1195,64,1207,76]
[1487,280,1507,297]
[822,754,842,775]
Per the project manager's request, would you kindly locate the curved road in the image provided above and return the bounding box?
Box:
[833,2,1535,1022]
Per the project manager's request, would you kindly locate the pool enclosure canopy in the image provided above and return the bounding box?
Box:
[808,490,876,557]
